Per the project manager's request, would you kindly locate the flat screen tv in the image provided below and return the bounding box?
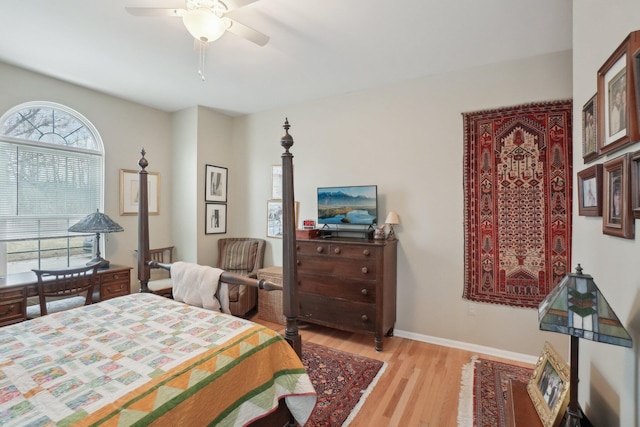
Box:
[317,185,378,225]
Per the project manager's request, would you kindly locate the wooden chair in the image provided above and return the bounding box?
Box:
[217,238,266,317]
[26,263,99,318]
[147,246,175,297]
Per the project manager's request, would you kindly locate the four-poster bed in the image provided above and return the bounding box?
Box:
[0,120,315,426]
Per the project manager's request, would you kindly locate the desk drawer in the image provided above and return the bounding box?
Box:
[0,288,26,326]
[99,269,131,300]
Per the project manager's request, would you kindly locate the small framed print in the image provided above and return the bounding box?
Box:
[581,94,598,163]
[527,341,570,427]
[577,164,603,216]
[120,169,160,216]
[205,203,227,234]
[271,165,283,199]
[267,200,299,238]
[267,200,283,238]
[597,30,640,155]
[205,164,228,203]
[603,153,633,239]
[630,150,640,218]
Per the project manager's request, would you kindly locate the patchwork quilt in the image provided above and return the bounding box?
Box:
[0,293,316,426]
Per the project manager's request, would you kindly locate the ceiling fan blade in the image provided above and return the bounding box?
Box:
[125,7,186,17]
[224,18,269,46]
[222,0,261,12]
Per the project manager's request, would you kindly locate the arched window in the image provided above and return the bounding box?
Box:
[0,102,104,274]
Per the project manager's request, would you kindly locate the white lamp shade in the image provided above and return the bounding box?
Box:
[183,8,225,42]
[385,211,400,225]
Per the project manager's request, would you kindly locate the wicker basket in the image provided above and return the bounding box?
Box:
[257,266,285,325]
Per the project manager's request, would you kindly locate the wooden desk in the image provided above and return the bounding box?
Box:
[0,264,131,327]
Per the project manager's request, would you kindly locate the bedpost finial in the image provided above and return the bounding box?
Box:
[281,118,294,152]
[139,148,148,170]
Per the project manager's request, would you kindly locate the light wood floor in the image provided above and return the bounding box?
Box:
[251,314,533,427]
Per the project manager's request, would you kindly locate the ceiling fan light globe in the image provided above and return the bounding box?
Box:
[183,8,225,42]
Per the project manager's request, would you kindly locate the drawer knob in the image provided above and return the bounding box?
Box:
[296,260,300,265]
[113,274,119,279]
[361,267,368,274]
[362,249,370,256]
[361,314,369,322]
[296,245,300,250]
[333,247,341,254]
[316,246,324,253]
[361,288,368,296]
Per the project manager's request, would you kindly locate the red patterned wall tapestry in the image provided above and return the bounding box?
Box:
[463,100,573,309]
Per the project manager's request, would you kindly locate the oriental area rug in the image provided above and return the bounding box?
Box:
[463,100,573,308]
[301,342,386,427]
[458,356,533,427]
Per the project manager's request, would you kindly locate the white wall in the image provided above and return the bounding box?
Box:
[0,62,174,292]
[573,1,640,425]
[232,50,573,359]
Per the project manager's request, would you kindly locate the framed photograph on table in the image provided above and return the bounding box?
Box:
[120,169,159,216]
[527,342,570,427]
[603,153,633,239]
[205,164,227,203]
[597,30,640,155]
[205,203,226,234]
[577,164,602,216]
[582,94,598,163]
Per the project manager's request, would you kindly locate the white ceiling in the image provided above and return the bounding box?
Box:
[0,0,572,116]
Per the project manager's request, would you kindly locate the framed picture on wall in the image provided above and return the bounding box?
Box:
[629,150,640,218]
[120,169,160,216]
[266,200,283,238]
[205,203,227,234]
[526,342,570,427]
[577,164,602,216]
[597,30,640,155]
[602,153,633,238]
[205,164,228,203]
[581,94,598,163]
[266,200,299,238]
[271,165,282,199]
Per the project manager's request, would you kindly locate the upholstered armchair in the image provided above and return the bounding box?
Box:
[217,238,266,317]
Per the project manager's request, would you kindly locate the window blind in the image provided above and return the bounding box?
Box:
[0,141,102,241]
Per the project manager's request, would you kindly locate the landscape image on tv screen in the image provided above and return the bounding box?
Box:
[317,185,377,225]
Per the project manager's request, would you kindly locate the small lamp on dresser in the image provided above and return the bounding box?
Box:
[384,211,399,240]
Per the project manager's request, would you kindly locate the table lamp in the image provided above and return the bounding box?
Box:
[385,211,400,240]
[538,264,632,426]
[69,209,124,269]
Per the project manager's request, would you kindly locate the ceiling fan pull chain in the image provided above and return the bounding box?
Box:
[198,39,207,81]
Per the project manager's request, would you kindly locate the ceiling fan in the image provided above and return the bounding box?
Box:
[126,0,268,79]
[126,0,269,47]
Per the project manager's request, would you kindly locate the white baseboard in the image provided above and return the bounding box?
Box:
[394,329,538,365]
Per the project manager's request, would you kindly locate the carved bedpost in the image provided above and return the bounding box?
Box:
[280,119,301,356]
[137,149,151,293]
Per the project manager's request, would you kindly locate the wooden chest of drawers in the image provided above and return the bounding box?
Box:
[296,237,397,351]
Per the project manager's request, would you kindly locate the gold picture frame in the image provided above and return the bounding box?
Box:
[527,341,570,427]
[119,169,159,216]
